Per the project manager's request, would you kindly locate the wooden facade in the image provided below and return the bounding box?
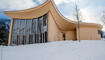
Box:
[4,0,102,46]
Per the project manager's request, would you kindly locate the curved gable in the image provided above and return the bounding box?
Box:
[4,0,102,30]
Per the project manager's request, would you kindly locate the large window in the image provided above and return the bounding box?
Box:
[11,13,48,45]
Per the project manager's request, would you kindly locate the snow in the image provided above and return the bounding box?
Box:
[0,40,105,60]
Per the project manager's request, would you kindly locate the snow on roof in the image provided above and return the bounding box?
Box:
[0,40,105,60]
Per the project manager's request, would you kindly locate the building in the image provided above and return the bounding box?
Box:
[4,0,102,46]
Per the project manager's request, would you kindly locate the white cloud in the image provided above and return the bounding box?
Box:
[80,7,103,24]
[54,0,88,5]
[54,0,105,30]
[54,0,103,23]
[54,0,75,5]
[0,0,37,11]
[38,0,46,4]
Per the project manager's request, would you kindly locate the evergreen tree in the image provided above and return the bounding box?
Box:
[0,22,9,46]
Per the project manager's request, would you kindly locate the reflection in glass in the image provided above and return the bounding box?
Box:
[11,13,48,45]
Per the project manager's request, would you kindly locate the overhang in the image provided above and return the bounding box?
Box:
[4,0,102,31]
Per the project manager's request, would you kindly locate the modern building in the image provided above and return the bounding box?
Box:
[4,0,102,46]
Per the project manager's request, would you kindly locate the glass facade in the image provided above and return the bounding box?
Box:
[11,14,48,45]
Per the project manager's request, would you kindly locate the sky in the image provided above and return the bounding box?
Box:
[0,0,105,30]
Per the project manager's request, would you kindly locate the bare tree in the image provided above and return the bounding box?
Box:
[101,10,105,40]
[73,1,83,22]
[73,0,82,42]
[102,11,105,24]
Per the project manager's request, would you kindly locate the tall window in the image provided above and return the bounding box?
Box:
[11,13,48,45]
[43,14,47,26]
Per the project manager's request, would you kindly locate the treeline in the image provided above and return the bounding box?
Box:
[0,18,10,46]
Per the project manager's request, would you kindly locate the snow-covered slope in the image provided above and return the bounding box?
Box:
[0,40,105,60]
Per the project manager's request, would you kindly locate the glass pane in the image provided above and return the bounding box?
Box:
[11,13,48,45]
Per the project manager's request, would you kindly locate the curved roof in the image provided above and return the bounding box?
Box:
[4,0,102,31]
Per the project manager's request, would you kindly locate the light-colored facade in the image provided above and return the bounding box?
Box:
[4,0,102,46]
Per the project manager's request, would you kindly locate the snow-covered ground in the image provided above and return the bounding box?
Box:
[0,40,105,60]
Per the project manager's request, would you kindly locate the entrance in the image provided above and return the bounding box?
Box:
[62,32,66,40]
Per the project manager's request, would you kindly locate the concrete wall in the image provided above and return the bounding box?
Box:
[79,27,101,40]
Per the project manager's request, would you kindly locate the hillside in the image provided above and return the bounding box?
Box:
[0,40,105,60]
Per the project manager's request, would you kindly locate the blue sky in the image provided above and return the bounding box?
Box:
[0,0,105,29]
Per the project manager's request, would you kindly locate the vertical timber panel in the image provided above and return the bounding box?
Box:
[8,18,14,46]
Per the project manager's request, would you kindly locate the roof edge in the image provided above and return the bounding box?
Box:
[3,0,50,14]
[3,0,102,30]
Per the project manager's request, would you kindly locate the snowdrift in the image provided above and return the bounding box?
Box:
[0,40,105,60]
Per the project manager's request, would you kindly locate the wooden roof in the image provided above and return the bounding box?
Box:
[4,0,102,31]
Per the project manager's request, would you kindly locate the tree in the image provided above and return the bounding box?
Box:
[0,22,9,46]
[102,11,105,24]
[73,1,83,22]
[73,0,83,42]
[101,11,105,40]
